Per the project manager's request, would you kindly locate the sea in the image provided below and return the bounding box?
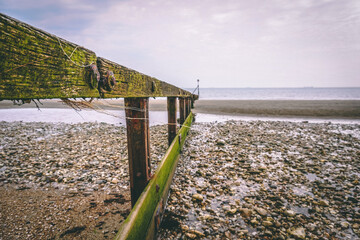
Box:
[186,87,360,100]
[1,88,359,125]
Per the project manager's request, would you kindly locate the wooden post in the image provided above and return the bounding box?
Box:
[187,98,191,116]
[167,97,177,146]
[124,97,151,207]
[179,97,185,126]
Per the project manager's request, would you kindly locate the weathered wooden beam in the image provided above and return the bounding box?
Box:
[124,97,151,207]
[96,57,195,98]
[0,13,199,100]
[179,97,185,126]
[0,13,99,100]
[167,97,177,146]
[115,113,194,240]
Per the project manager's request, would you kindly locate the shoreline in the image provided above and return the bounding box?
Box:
[1,99,360,121]
[193,99,360,119]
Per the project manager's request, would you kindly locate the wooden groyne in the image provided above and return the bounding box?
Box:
[0,13,198,239]
[116,113,194,240]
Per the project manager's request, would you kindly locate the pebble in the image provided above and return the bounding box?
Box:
[111,178,119,184]
[341,221,350,229]
[239,208,253,218]
[288,227,306,239]
[255,207,268,216]
[192,194,203,202]
[262,221,273,227]
[285,210,296,217]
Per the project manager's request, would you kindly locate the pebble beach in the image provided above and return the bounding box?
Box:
[0,101,360,239]
[159,120,360,239]
[0,121,168,239]
[1,118,360,239]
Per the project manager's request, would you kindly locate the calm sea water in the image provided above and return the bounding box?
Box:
[1,88,359,125]
[186,88,360,100]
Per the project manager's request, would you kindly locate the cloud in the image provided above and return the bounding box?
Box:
[1,0,359,87]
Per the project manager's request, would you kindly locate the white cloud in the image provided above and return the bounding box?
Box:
[2,0,359,87]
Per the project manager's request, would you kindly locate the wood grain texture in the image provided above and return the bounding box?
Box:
[0,13,198,100]
[167,97,177,146]
[97,57,194,98]
[124,98,151,207]
[0,13,99,99]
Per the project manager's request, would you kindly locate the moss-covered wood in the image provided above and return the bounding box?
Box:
[115,113,194,240]
[0,13,198,100]
[0,13,99,100]
[97,57,194,98]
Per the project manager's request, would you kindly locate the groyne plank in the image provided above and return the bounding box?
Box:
[0,13,99,100]
[115,113,194,240]
[0,13,197,100]
[96,57,193,98]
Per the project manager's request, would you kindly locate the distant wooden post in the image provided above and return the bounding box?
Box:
[179,97,185,126]
[124,98,151,207]
[187,98,192,116]
[167,97,177,146]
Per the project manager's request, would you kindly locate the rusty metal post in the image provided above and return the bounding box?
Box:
[167,97,177,146]
[124,97,151,207]
[179,97,185,126]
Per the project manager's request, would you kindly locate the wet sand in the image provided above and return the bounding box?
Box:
[193,100,360,119]
[1,99,359,119]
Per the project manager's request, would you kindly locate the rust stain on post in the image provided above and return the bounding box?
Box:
[179,97,185,126]
[167,97,177,146]
[185,98,190,117]
[125,98,151,207]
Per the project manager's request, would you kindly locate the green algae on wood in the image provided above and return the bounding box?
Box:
[0,13,99,100]
[97,57,194,98]
[115,113,194,240]
[0,13,198,100]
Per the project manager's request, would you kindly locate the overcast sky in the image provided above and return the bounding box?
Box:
[1,0,360,88]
